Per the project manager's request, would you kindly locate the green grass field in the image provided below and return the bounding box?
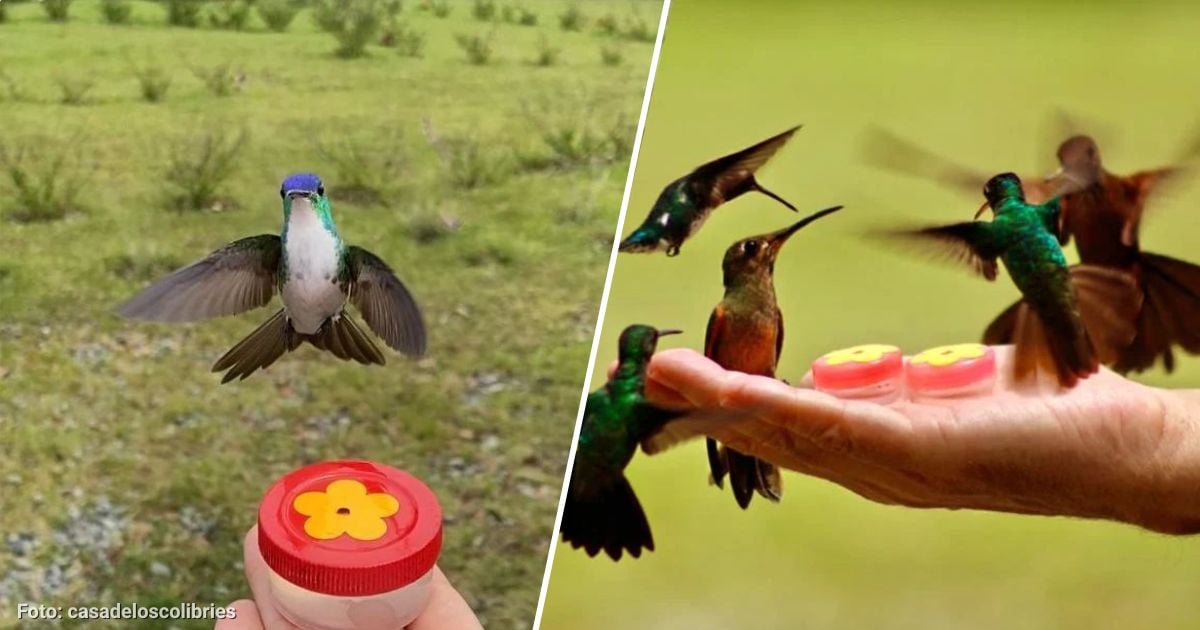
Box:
[542,1,1200,629]
[0,1,656,627]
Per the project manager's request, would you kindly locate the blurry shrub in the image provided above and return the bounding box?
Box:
[517,7,536,25]
[558,4,583,31]
[166,0,203,27]
[314,124,409,205]
[600,44,622,66]
[471,0,494,21]
[162,127,249,211]
[422,117,509,190]
[313,0,385,58]
[0,134,94,223]
[0,2,7,23]
[101,0,133,24]
[430,0,450,17]
[519,90,637,169]
[392,23,426,57]
[454,32,494,65]
[530,35,559,67]
[54,75,95,105]
[192,63,240,96]
[594,12,618,36]
[129,60,172,103]
[256,0,300,31]
[43,0,72,21]
[0,71,28,102]
[207,0,252,30]
[624,12,655,42]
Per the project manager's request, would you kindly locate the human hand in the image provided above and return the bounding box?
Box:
[214,527,483,630]
[636,346,1200,535]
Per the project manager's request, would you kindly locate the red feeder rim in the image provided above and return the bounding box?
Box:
[907,343,995,391]
[258,460,442,597]
[812,344,903,390]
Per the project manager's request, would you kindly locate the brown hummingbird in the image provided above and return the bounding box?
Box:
[704,204,843,508]
[864,124,1200,373]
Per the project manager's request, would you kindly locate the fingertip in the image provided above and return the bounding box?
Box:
[407,566,482,630]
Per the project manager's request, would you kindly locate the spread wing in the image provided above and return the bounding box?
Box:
[860,126,987,196]
[345,246,427,356]
[117,234,281,322]
[891,222,1002,281]
[688,126,799,207]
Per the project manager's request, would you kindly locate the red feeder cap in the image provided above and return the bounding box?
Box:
[907,343,995,391]
[812,344,903,390]
[258,460,442,597]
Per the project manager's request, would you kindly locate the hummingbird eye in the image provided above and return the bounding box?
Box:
[317,185,325,196]
[279,188,285,199]
[743,240,760,256]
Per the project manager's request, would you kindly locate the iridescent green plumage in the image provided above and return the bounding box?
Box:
[560,325,681,561]
[619,126,801,257]
[900,173,1140,387]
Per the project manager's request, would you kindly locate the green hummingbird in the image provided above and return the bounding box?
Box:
[560,324,682,561]
[618,126,802,257]
[119,173,426,383]
[898,172,1140,387]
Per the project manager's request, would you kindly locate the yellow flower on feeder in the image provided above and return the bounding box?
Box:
[293,479,400,542]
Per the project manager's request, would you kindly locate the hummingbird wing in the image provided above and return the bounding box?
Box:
[860,126,987,196]
[687,126,800,210]
[345,246,427,357]
[891,222,1002,280]
[117,234,281,322]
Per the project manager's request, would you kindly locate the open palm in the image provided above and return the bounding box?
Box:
[637,347,1200,535]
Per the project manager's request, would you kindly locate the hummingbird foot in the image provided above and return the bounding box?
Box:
[666,244,681,257]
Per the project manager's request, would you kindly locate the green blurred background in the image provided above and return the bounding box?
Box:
[542,1,1200,628]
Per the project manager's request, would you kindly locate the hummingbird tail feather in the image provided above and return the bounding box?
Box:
[561,475,653,562]
[307,314,386,366]
[1114,252,1200,373]
[712,444,781,509]
[1071,265,1142,366]
[750,178,798,212]
[1010,302,1093,388]
[213,309,294,384]
[705,438,727,489]
[982,299,1021,345]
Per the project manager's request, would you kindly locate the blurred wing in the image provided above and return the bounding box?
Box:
[118,234,281,322]
[860,126,986,196]
[346,246,427,356]
[689,126,799,207]
[891,222,1001,280]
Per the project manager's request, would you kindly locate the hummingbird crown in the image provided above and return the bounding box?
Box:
[983,172,1024,206]
[280,172,325,198]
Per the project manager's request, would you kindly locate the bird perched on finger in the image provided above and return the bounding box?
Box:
[619,126,802,256]
[561,324,683,561]
[891,172,1140,388]
[119,172,426,383]
[703,204,843,508]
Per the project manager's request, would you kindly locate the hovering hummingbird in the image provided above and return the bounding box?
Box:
[619,126,802,257]
[896,173,1140,387]
[560,324,682,561]
[119,173,426,383]
[863,125,1200,373]
[705,205,842,508]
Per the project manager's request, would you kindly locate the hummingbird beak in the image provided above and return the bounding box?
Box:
[656,328,683,337]
[766,204,844,257]
[974,201,991,220]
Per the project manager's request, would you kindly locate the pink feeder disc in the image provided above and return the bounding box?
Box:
[812,344,903,392]
[907,343,996,394]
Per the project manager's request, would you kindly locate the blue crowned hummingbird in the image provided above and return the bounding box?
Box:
[119,173,426,383]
